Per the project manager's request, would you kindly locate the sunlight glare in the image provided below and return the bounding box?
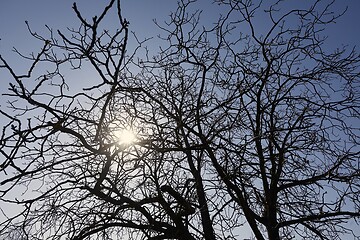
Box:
[116,129,137,145]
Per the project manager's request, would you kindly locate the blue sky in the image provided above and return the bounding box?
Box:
[1,0,359,51]
[0,0,176,54]
[1,0,359,64]
[0,0,360,239]
[1,0,359,107]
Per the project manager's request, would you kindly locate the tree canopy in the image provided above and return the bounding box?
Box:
[0,0,359,239]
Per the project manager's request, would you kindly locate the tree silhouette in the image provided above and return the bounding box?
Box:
[1,0,359,239]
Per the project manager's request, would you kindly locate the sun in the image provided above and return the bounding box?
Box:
[116,129,137,145]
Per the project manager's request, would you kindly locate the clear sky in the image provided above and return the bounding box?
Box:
[0,0,360,239]
[0,0,177,50]
[1,0,359,55]
[1,0,359,122]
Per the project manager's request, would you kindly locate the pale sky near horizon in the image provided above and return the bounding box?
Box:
[0,0,360,239]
